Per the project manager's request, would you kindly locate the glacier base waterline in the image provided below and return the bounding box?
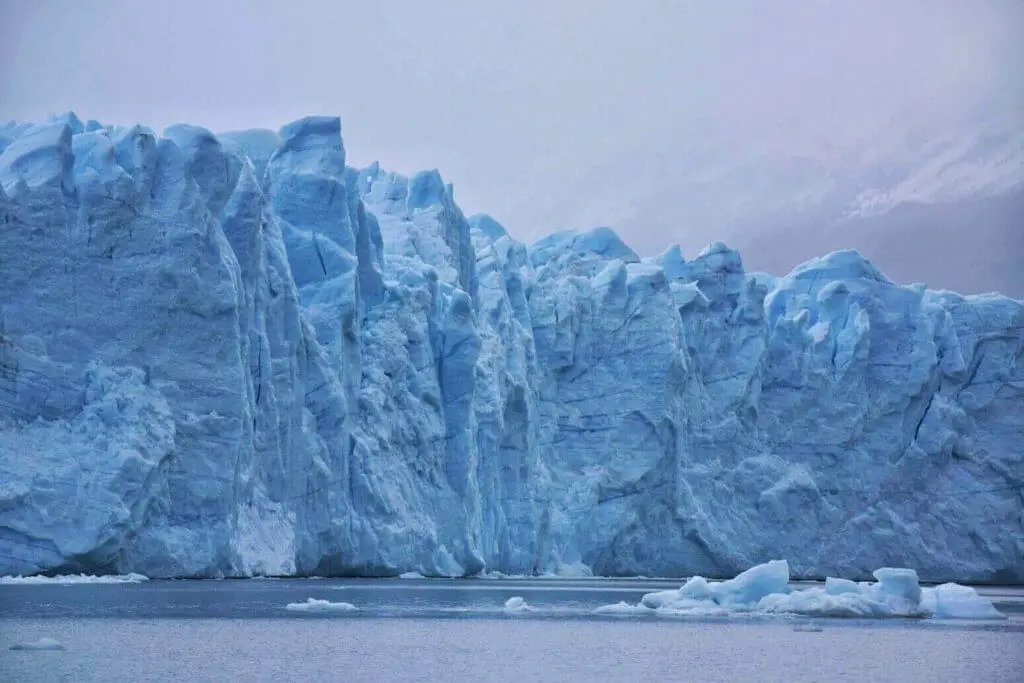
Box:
[0,112,1021,582]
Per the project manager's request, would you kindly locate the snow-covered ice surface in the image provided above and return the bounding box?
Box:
[284,598,358,613]
[0,573,149,585]
[1,112,1022,582]
[598,560,1006,620]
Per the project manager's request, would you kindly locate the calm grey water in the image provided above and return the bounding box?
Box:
[2,578,1022,682]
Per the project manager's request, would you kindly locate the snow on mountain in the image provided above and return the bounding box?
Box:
[0,114,1021,582]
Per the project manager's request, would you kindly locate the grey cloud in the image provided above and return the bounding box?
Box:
[2,0,1021,294]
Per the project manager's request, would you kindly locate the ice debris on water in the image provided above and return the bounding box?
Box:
[596,560,1006,620]
[0,573,149,585]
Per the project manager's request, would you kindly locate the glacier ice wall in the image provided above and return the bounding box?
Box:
[1,113,1021,582]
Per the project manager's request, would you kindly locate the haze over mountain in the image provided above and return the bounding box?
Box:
[537,111,1024,297]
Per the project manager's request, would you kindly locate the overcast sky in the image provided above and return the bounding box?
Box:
[2,0,1021,260]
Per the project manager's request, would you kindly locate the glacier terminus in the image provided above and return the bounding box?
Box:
[0,113,1021,582]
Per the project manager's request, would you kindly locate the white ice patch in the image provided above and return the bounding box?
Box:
[593,601,654,616]
[9,638,64,651]
[398,571,426,579]
[598,560,1006,620]
[808,321,830,343]
[551,561,594,578]
[641,559,789,609]
[503,596,533,614]
[233,496,297,577]
[0,573,149,585]
[284,598,358,613]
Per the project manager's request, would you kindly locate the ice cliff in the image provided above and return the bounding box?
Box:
[1,113,1022,581]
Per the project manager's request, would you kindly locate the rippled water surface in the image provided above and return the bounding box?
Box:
[2,578,1022,682]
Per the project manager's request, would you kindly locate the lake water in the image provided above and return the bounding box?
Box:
[2,577,1022,682]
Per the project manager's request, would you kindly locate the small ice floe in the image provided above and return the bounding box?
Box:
[284,598,358,613]
[9,638,65,651]
[398,571,426,579]
[593,601,654,616]
[503,596,533,614]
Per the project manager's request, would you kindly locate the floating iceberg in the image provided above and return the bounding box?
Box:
[920,583,1008,620]
[284,598,358,613]
[503,596,533,614]
[598,560,1006,620]
[0,113,1021,582]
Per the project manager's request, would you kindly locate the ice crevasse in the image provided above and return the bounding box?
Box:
[0,113,1021,582]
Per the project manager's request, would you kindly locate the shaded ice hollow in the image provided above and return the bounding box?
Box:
[0,113,1022,586]
[598,560,1006,620]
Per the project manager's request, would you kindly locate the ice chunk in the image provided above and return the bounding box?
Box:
[469,213,508,242]
[637,561,789,611]
[9,638,64,651]
[0,121,74,194]
[503,596,533,614]
[922,583,1007,620]
[593,601,654,615]
[825,577,860,595]
[872,567,922,603]
[164,123,242,217]
[640,588,684,609]
[709,559,790,605]
[758,587,897,618]
[788,249,892,285]
[284,598,358,613]
[868,567,923,614]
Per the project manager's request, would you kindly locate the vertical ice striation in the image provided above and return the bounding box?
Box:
[0,113,1021,582]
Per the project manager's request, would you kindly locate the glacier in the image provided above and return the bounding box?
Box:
[0,113,1021,582]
